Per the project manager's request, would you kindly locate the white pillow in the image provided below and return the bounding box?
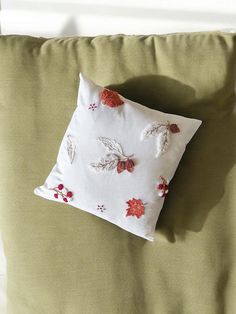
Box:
[34,74,202,241]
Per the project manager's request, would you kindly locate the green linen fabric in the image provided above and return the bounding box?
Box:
[0,32,236,314]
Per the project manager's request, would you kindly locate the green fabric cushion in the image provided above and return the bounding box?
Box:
[0,32,236,314]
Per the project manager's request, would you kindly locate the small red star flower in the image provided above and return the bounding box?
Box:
[100,88,124,108]
[126,198,145,218]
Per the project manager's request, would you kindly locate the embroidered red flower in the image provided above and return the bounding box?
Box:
[126,198,145,218]
[100,88,124,108]
[50,184,73,202]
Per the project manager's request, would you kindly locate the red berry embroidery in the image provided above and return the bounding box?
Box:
[66,191,73,198]
[125,159,134,173]
[126,198,145,219]
[58,184,64,190]
[116,158,135,173]
[157,176,169,197]
[100,88,124,108]
[50,185,73,202]
[117,160,126,173]
[115,158,135,174]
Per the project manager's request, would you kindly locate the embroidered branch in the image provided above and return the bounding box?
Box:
[90,154,119,171]
[98,136,124,155]
[140,121,180,157]
[89,137,135,173]
[67,135,76,164]
[140,122,168,140]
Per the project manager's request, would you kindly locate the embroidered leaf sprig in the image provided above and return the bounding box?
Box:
[140,122,167,140]
[140,121,180,157]
[89,137,135,173]
[97,137,124,155]
[67,135,76,164]
[90,153,119,172]
[156,128,170,158]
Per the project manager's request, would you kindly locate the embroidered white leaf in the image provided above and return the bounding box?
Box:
[156,129,170,158]
[89,153,119,172]
[67,135,76,164]
[140,122,167,140]
[97,137,123,155]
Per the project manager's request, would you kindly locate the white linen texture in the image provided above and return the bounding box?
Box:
[34,73,202,241]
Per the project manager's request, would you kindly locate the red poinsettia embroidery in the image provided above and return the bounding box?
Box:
[50,184,73,202]
[126,198,145,218]
[100,88,124,108]
[156,176,169,197]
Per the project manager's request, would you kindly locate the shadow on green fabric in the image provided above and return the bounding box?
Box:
[109,74,236,243]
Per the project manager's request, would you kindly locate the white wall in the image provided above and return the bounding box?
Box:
[1,0,236,37]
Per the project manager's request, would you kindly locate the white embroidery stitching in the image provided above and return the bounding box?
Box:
[89,137,134,173]
[67,135,76,164]
[140,121,180,157]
